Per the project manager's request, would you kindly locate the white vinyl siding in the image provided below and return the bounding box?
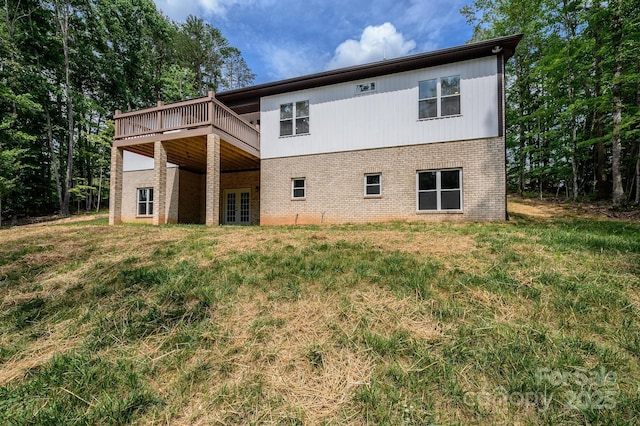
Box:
[261,56,498,159]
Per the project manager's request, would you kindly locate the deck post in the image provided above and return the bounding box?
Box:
[109,146,123,225]
[205,133,220,225]
[153,140,167,225]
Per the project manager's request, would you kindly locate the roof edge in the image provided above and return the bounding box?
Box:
[218,34,523,114]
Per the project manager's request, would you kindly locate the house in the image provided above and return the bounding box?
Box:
[109,34,522,226]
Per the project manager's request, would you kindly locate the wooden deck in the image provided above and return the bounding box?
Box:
[113,92,260,172]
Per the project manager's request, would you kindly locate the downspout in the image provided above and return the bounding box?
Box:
[496,50,508,220]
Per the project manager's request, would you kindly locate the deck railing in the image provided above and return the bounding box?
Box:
[114,92,259,152]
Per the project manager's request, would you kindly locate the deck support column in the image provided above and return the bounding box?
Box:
[153,140,167,225]
[109,146,123,225]
[206,133,220,225]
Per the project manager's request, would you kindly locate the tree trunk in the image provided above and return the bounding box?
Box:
[636,58,640,204]
[612,69,624,206]
[571,130,579,200]
[44,103,64,212]
[96,166,103,212]
[56,1,74,216]
[564,3,579,201]
[517,62,526,196]
[634,147,640,204]
[593,23,608,199]
[611,0,625,206]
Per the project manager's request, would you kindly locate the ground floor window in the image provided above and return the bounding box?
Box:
[364,173,381,196]
[417,169,462,211]
[292,178,306,199]
[137,187,153,216]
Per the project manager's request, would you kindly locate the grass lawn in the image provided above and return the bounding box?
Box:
[0,199,639,424]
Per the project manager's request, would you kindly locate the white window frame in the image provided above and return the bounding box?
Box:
[291,178,306,199]
[418,75,461,119]
[416,169,463,212]
[280,100,310,137]
[364,173,382,197]
[137,187,154,216]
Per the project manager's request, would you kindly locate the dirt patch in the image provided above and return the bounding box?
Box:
[508,196,640,222]
[508,198,565,218]
[19,213,108,227]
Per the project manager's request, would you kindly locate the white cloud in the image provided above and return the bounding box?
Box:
[326,22,416,70]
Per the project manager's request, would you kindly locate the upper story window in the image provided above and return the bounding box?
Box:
[280,100,309,136]
[356,82,376,94]
[418,75,461,119]
[418,79,437,118]
[441,76,461,116]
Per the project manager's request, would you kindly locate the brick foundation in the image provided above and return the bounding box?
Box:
[260,137,506,224]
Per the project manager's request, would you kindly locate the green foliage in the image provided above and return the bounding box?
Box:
[0,1,254,219]
[463,0,640,202]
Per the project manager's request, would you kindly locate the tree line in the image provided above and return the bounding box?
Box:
[0,0,254,224]
[463,0,639,205]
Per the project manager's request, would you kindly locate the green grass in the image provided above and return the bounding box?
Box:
[0,203,639,424]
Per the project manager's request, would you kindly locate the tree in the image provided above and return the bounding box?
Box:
[52,0,76,215]
[219,47,255,91]
[0,1,255,219]
[175,15,254,95]
[461,0,640,204]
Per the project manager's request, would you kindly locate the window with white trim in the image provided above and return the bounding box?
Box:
[418,75,460,119]
[417,169,462,211]
[280,100,309,136]
[292,178,306,199]
[364,173,381,196]
[137,187,154,216]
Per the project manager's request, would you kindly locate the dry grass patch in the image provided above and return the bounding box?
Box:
[204,289,375,423]
[466,287,523,323]
[0,319,81,384]
[344,287,446,342]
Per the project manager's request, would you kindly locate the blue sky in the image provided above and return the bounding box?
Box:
[152,0,474,85]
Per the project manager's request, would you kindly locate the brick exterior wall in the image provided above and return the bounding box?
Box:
[178,170,204,224]
[260,137,506,225]
[109,147,123,225]
[121,168,179,223]
[119,168,260,225]
[205,134,220,225]
[220,170,260,225]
